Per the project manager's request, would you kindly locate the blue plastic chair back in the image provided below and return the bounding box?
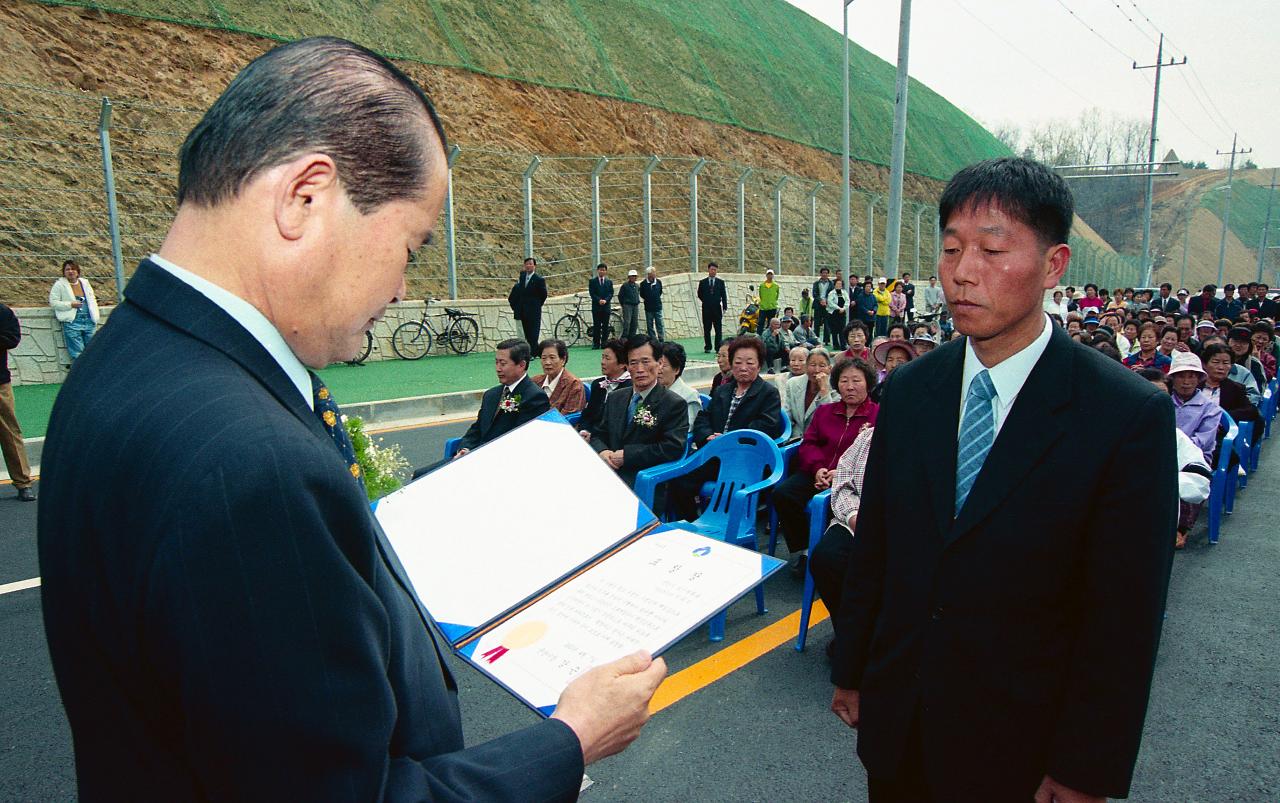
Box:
[444,436,461,459]
[1207,412,1238,544]
[1235,420,1253,489]
[582,379,593,402]
[796,489,832,651]
[699,393,711,411]
[776,407,793,445]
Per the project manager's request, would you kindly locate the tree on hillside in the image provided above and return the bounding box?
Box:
[986,108,1149,167]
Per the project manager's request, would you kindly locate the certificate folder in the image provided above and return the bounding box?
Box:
[374,410,784,715]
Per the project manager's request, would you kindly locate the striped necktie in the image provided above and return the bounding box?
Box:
[311,372,365,492]
[954,369,996,515]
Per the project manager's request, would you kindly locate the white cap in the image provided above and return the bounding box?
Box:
[765,269,774,275]
[627,269,638,277]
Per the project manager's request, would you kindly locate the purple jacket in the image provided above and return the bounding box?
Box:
[1172,390,1221,463]
[795,399,879,476]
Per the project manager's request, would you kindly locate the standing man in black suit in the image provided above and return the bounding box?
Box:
[698,261,728,352]
[509,256,547,346]
[584,334,688,487]
[1153,282,1181,314]
[588,262,613,348]
[829,158,1177,802]
[812,266,833,346]
[37,37,664,801]
[453,338,549,457]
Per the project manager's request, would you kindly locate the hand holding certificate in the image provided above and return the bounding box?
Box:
[552,651,667,764]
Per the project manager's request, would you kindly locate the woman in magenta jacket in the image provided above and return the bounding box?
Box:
[773,356,879,576]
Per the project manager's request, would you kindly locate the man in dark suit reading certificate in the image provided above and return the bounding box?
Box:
[38,37,664,801]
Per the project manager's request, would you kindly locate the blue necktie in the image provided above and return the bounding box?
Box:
[311,372,366,492]
[955,369,996,515]
[627,391,641,429]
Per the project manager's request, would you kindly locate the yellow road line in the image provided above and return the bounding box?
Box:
[650,600,829,714]
[0,475,38,487]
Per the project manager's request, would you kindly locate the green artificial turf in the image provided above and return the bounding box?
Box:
[12,336,712,438]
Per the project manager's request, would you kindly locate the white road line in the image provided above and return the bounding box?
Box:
[0,577,41,595]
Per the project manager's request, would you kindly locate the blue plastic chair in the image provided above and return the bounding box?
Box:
[699,393,711,411]
[795,489,832,651]
[1234,420,1252,491]
[633,429,785,641]
[776,407,793,445]
[1207,413,1238,544]
[443,436,461,460]
[766,440,802,556]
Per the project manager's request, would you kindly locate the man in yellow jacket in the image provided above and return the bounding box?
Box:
[873,277,892,337]
[757,268,780,334]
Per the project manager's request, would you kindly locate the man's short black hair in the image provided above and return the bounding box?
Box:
[1224,283,1235,292]
[524,257,537,266]
[661,341,687,377]
[938,157,1074,247]
[178,37,446,213]
[596,263,607,271]
[1160,282,1172,291]
[1084,283,1098,292]
[536,338,568,362]
[1065,286,1075,293]
[1201,284,1216,293]
[496,338,531,368]
[707,262,718,270]
[820,267,830,274]
[625,334,658,362]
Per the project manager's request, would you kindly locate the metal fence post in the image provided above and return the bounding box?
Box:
[737,168,752,273]
[808,182,823,276]
[913,205,923,277]
[865,196,876,276]
[522,156,541,259]
[443,145,461,299]
[591,157,608,268]
[97,98,125,303]
[689,158,706,275]
[772,176,789,274]
[642,156,660,269]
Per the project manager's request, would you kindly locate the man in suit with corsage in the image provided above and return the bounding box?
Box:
[583,334,687,487]
[454,338,550,458]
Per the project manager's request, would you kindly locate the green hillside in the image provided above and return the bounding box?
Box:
[1201,178,1274,252]
[35,0,1008,180]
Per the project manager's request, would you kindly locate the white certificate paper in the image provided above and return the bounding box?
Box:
[374,415,655,637]
[461,527,782,715]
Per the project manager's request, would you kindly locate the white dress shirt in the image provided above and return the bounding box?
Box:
[958,313,1053,440]
[149,253,313,410]
[541,370,562,398]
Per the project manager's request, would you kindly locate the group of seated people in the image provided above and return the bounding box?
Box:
[447,289,1277,606]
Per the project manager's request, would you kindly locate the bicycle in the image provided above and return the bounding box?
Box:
[345,331,375,366]
[554,293,622,347]
[391,299,481,360]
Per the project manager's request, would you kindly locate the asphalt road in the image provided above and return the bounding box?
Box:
[1,419,1277,801]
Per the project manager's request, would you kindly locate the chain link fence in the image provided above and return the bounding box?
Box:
[1,80,1140,308]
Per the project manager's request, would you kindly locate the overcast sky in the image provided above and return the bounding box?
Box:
[785,0,1276,169]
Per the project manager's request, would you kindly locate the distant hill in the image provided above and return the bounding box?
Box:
[29,0,1009,181]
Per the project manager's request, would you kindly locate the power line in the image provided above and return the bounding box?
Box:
[1052,0,1137,62]
[1110,2,1158,46]
[1126,0,1164,37]
[951,0,1096,106]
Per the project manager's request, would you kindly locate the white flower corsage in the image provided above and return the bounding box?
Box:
[632,404,657,429]
[499,394,521,414]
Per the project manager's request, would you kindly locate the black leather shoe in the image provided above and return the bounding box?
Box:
[17,487,36,502]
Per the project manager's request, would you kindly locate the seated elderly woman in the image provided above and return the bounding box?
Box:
[869,338,914,403]
[808,423,875,634]
[1200,343,1262,429]
[773,357,878,576]
[1138,368,1213,551]
[771,345,810,399]
[783,348,837,436]
[666,336,783,522]
[531,338,586,415]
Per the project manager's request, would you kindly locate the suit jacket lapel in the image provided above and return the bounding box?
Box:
[917,342,965,537]
[947,327,1073,545]
[123,260,325,442]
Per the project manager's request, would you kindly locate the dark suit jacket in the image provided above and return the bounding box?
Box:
[37,260,582,801]
[831,324,1177,800]
[697,276,728,312]
[1154,295,1180,314]
[458,374,551,452]
[0,302,19,384]
[588,382,688,486]
[639,278,663,310]
[588,275,614,307]
[578,375,630,433]
[692,376,783,448]
[508,271,547,323]
[1217,377,1262,427]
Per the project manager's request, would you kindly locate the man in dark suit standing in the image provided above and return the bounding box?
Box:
[697,261,728,352]
[37,37,664,802]
[584,334,688,487]
[640,265,664,340]
[1153,282,1181,314]
[588,262,613,348]
[829,158,1176,802]
[454,338,550,457]
[509,256,547,346]
[812,267,833,346]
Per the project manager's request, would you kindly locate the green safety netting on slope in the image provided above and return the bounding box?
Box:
[34,0,1009,181]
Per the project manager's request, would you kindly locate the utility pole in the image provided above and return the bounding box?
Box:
[1258,168,1277,282]
[883,0,912,283]
[1215,133,1251,286]
[1132,33,1185,287]
[840,0,854,288]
